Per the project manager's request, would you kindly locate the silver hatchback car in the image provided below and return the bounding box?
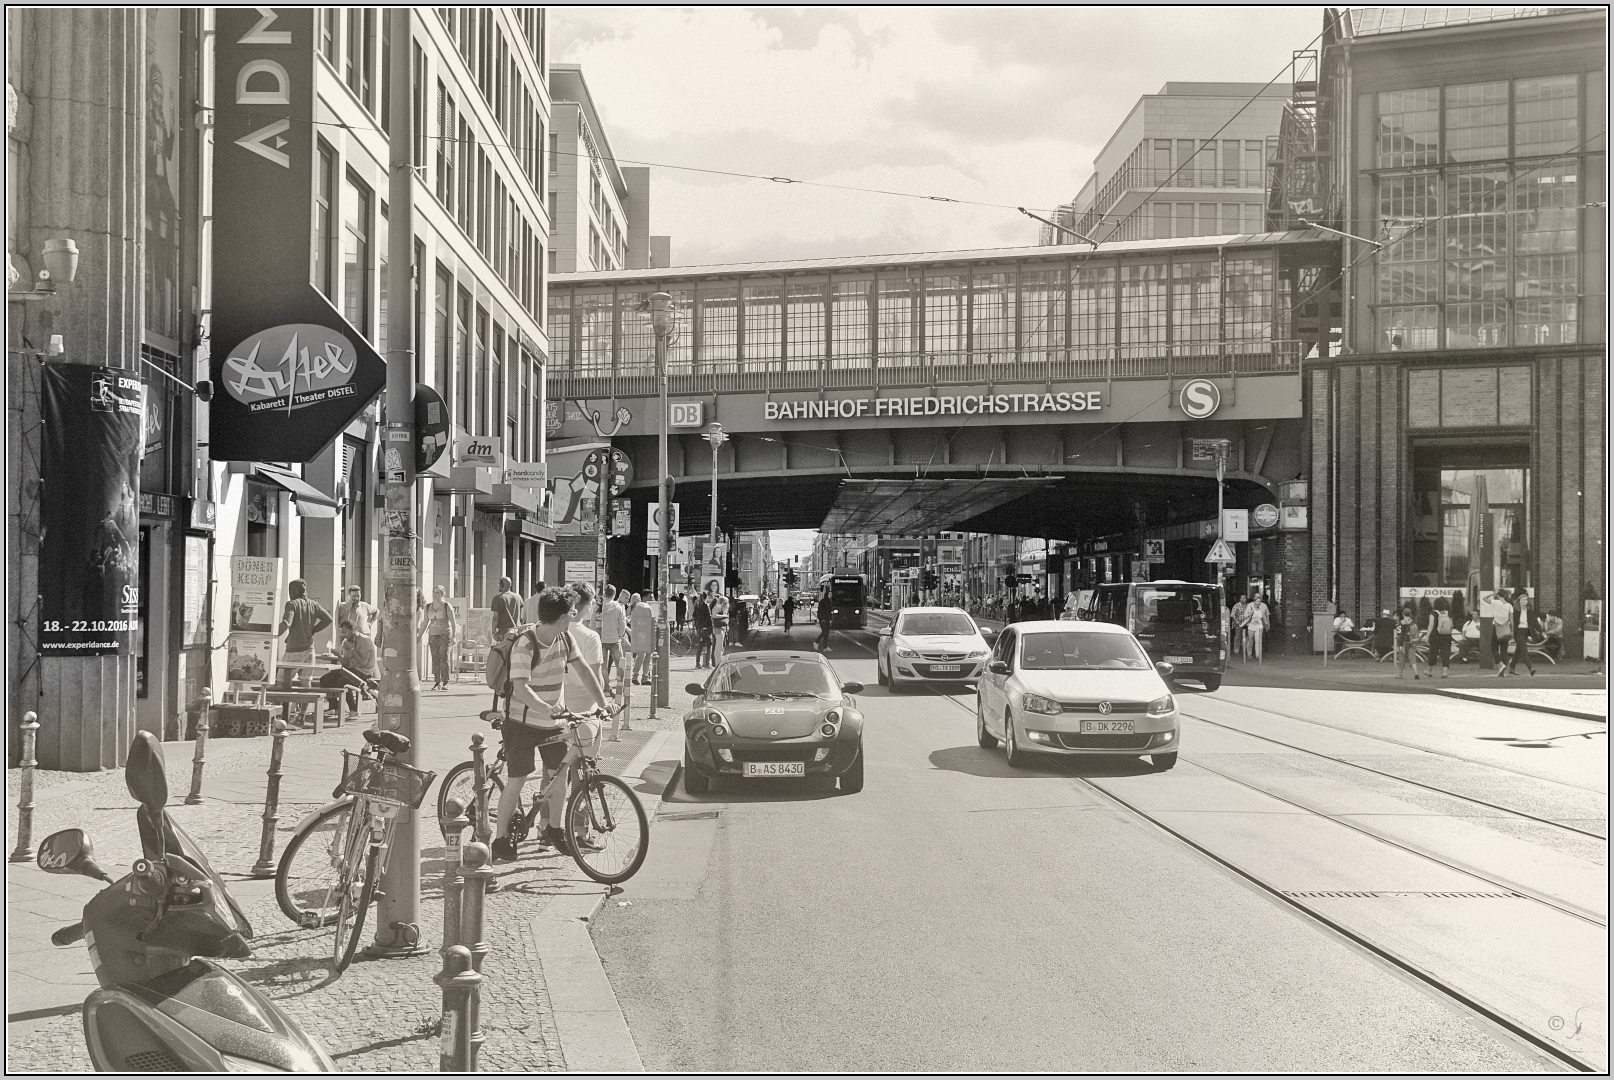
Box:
[975,620,1181,770]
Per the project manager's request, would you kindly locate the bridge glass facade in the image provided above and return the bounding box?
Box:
[546,232,1330,394]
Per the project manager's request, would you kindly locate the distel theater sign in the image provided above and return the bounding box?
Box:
[210,8,385,462]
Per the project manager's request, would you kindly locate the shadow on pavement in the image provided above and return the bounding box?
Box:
[930,745,1160,779]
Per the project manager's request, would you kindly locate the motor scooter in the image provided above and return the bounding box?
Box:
[37,730,334,1072]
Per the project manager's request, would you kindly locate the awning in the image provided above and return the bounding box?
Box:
[255,465,340,518]
[820,478,1060,536]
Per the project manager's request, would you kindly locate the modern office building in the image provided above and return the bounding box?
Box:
[1042,82,1291,246]
[547,62,670,274]
[1269,7,1605,643]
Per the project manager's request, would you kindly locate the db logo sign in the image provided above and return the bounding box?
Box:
[1179,379,1222,419]
[670,401,703,428]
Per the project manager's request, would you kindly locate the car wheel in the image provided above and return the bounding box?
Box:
[1003,710,1030,769]
[1200,674,1221,691]
[1152,751,1179,771]
[876,657,888,686]
[683,750,711,795]
[839,749,864,794]
[976,697,999,748]
[889,674,907,694]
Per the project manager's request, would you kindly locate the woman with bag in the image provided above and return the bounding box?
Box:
[1396,604,1424,679]
[420,585,459,690]
[1426,598,1454,678]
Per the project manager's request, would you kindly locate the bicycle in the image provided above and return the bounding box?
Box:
[669,626,698,657]
[274,729,435,972]
[436,707,648,885]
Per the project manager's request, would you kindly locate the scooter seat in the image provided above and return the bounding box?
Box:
[362,729,411,756]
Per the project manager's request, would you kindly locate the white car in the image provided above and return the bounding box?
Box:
[975,619,1180,770]
[876,607,994,691]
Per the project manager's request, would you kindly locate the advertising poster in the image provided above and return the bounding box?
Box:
[39,364,144,655]
[229,556,282,633]
[226,633,276,683]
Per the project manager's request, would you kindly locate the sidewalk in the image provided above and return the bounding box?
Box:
[5,667,690,1073]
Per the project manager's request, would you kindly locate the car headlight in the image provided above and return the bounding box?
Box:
[964,649,988,659]
[1147,693,1175,716]
[1022,693,1062,715]
[895,647,917,658]
[707,710,725,725]
[824,709,840,724]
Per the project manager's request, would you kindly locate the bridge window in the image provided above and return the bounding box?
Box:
[620,291,654,373]
[1120,262,1166,349]
[924,271,965,359]
[1225,258,1275,350]
[547,291,571,367]
[1072,265,1116,354]
[576,290,614,374]
[743,283,782,367]
[878,273,919,364]
[1378,88,1440,168]
[830,278,870,366]
[971,270,1015,358]
[698,284,738,370]
[1020,268,1068,360]
[1170,260,1219,347]
[666,289,694,372]
[786,282,825,368]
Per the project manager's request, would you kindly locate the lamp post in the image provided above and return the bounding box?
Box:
[650,293,674,710]
[703,422,727,547]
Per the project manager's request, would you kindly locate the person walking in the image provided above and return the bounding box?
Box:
[1246,592,1270,664]
[1425,597,1454,678]
[568,583,624,740]
[630,592,656,684]
[1492,589,1517,676]
[1231,595,1251,660]
[599,584,628,694]
[782,592,796,633]
[520,580,548,625]
[491,576,523,641]
[706,582,730,664]
[336,585,378,647]
[691,587,714,668]
[674,590,687,633]
[1507,592,1539,676]
[815,590,833,652]
[420,585,459,690]
[1395,604,1423,679]
[276,579,332,724]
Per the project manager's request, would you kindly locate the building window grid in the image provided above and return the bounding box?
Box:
[1119,263,1167,350]
[1019,268,1068,360]
[313,143,336,299]
[345,8,374,113]
[1170,261,1220,348]
[743,284,784,369]
[785,282,826,368]
[878,274,919,366]
[1071,266,1117,355]
[456,289,472,429]
[474,307,489,435]
[698,285,739,372]
[923,272,966,361]
[830,279,870,367]
[970,271,1015,359]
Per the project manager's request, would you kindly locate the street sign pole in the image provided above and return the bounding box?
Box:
[651,294,673,714]
[1215,441,1227,606]
[370,6,424,959]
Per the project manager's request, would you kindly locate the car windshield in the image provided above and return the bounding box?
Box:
[707,659,838,698]
[1019,631,1150,670]
[896,612,976,636]
[1134,586,1221,635]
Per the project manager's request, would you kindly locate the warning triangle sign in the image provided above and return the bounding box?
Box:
[1206,538,1237,563]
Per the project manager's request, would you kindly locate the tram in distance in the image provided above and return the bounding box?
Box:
[817,574,868,629]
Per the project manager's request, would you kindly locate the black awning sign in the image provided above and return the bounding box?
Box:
[222,323,361,414]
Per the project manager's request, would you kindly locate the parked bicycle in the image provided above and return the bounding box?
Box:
[437,707,648,885]
[669,626,698,657]
[274,729,435,972]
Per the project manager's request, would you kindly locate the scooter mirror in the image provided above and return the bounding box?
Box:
[36,829,114,882]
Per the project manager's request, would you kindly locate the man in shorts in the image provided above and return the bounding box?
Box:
[599,584,628,694]
[491,587,610,863]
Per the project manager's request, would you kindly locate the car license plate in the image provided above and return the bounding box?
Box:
[742,762,806,777]
[1165,655,1192,664]
[929,664,960,672]
[1080,720,1135,734]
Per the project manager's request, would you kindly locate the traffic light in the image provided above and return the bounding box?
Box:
[1004,573,1019,588]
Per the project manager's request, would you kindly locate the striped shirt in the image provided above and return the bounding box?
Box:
[510,630,575,710]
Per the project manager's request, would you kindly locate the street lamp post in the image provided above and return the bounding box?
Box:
[650,293,673,711]
[703,422,727,548]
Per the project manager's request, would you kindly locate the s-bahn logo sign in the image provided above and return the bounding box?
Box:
[765,390,1103,421]
[223,324,359,413]
[1179,379,1222,419]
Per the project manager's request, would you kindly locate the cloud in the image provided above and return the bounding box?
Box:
[745,7,889,61]
[549,12,631,57]
[613,127,967,187]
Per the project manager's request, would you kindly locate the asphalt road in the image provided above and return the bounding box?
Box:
[589,623,1603,1072]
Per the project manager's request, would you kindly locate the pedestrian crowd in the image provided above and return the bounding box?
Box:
[1329,587,1559,679]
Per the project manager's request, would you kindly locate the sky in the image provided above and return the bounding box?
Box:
[548,6,1327,559]
[549,6,1325,267]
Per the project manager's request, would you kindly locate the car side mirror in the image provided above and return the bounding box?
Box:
[840,682,864,695]
[36,829,114,883]
[877,628,891,637]
[988,660,1010,675]
[685,683,706,697]
[981,627,997,638]
[1155,662,1175,678]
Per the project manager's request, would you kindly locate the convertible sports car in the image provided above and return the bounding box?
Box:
[682,651,865,795]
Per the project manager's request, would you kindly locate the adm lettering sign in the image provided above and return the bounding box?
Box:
[210,8,385,462]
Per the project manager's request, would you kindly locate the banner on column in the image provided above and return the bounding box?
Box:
[39,364,145,655]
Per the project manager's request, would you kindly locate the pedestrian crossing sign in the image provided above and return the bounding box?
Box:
[1206,538,1237,564]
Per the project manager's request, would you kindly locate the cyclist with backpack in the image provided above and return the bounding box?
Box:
[487,586,610,863]
[1426,598,1454,678]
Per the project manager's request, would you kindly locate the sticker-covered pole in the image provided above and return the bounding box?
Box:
[370,6,423,958]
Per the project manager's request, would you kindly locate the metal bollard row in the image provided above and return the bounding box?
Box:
[469,733,499,894]
[435,945,482,1072]
[250,719,289,877]
[439,798,469,956]
[186,689,212,805]
[9,712,40,863]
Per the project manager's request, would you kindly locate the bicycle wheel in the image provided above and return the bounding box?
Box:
[436,759,506,832]
[333,842,379,973]
[276,801,359,928]
[671,630,693,657]
[565,774,649,885]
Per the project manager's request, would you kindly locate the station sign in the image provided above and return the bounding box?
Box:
[1252,503,1280,530]
[1179,379,1222,419]
[670,401,704,428]
[765,390,1102,421]
[1222,509,1249,542]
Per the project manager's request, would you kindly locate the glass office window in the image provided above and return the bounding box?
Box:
[547,290,571,367]
[1438,468,1528,590]
[666,288,694,373]
[924,272,965,358]
[435,265,453,396]
[313,143,335,298]
[1379,88,1439,167]
[1445,82,1507,162]
[743,283,782,366]
[1223,140,1242,185]
[785,282,825,367]
[1198,203,1218,234]
[698,285,737,368]
[474,307,489,435]
[1119,262,1166,346]
[1175,203,1195,237]
[1019,267,1067,358]
[1071,265,1115,352]
[1246,141,1266,182]
[1515,164,1579,347]
[376,205,387,353]
[1221,203,1242,233]
[878,274,918,362]
[970,271,1014,357]
[1176,140,1197,184]
[1152,202,1172,239]
[830,278,870,365]
[1242,203,1264,233]
[455,288,472,428]
[1444,168,1509,347]
[1170,260,1219,345]
[1515,75,1578,158]
[491,325,504,440]
[575,290,613,375]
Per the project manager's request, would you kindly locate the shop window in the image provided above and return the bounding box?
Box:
[1410,449,1529,591]
[245,481,279,558]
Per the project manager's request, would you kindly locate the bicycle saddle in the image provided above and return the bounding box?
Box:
[363,728,412,756]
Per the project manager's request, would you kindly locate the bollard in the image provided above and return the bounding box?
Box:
[439,798,469,955]
[250,720,289,877]
[186,690,212,805]
[459,841,491,975]
[434,944,482,1072]
[469,734,491,844]
[9,712,40,862]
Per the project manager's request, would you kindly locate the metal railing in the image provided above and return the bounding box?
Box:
[546,340,1306,401]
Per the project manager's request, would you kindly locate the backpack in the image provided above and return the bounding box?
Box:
[485,625,573,703]
[1436,611,1453,635]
